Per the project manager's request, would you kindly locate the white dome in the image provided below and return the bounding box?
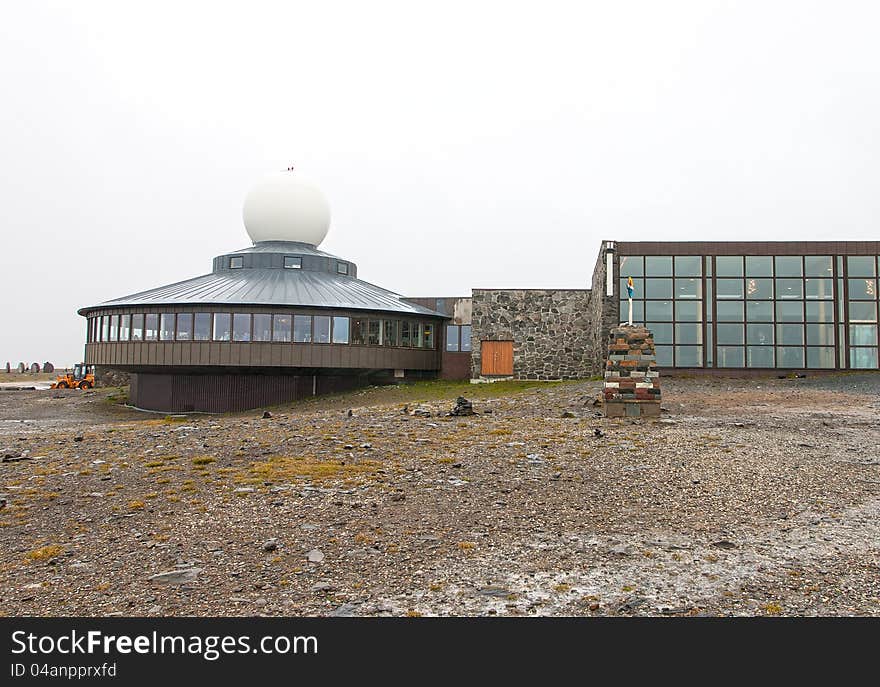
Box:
[242,171,331,246]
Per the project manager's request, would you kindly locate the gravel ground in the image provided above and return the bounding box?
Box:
[1,375,879,617]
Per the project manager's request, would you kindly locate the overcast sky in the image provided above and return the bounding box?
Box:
[2,1,879,365]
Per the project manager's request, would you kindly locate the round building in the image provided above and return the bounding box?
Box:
[78,171,447,412]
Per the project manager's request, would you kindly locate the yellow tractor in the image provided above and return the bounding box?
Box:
[51,363,96,390]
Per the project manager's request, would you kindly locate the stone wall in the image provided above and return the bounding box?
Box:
[471,289,594,380]
[587,241,620,372]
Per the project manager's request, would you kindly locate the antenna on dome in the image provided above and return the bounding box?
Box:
[286,165,295,171]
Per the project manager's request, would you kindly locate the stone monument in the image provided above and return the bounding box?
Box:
[602,325,661,418]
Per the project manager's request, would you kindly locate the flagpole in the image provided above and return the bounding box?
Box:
[628,297,633,326]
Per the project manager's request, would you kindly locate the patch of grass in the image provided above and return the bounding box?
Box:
[553,583,571,592]
[761,602,783,615]
[457,541,476,551]
[192,456,216,466]
[128,500,145,510]
[245,455,382,484]
[25,545,63,563]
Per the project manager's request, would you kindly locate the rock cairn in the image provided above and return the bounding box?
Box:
[602,325,660,418]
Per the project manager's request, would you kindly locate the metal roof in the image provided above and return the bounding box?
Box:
[81,269,445,317]
[227,241,341,258]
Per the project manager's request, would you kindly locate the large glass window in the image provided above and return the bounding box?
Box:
[368,320,381,346]
[746,278,773,299]
[715,256,743,277]
[717,346,744,367]
[272,314,292,342]
[747,323,774,345]
[213,313,231,341]
[447,325,460,351]
[716,323,744,345]
[778,347,805,367]
[647,323,673,344]
[746,256,773,276]
[746,301,774,321]
[645,279,673,299]
[159,314,175,341]
[777,324,804,345]
[423,323,435,349]
[194,313,211,341]
[716,279,744,299]
[674,323,702,344]
[775,279,803,299]
[109,315,119,341]
[332,317,350,344]
[806,324,834,346]
[233,314,251,341]
[414,323,424,348]
[807,347,835,369]
[850,347,878,369]
[253,314,272,342]
[748,346,775,367]
[644,256,672,276]
[848,278,877,300]
[103,316,111,341]
[848,301,877,322]
[675,346,702,366]
[805,279,833,299]
[675,278,702,299]
[620,256,643,276]
[145,314,159,341]
[776,301,804,322]
[460,325,472,351]
[119,314,131,341]
[847,256,876,277]
[283,256,302,269]
[131,314,144,341]
[674,256,701,277]
[849,325,878,346]
[806,301,834,322]
[805,256,833,276]
[293,315,312,343]
[383,320,398,347]
[644,300,672,321]
[350,318,366,345]
[314,316,331,343]
[716,301,743,322]
[675,301,702,322]
[775,256,802,277]
[655,346,673,366]
[176,313,193,341]
[400,321,411,347]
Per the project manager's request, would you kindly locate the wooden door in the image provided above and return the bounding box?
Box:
[481,341,514,375]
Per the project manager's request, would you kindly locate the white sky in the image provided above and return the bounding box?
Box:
[2,1,879,365]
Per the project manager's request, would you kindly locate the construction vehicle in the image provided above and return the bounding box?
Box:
[51,363,96,390]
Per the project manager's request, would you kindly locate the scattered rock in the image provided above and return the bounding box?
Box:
[73,436,83,442]
[311,581,336,593]
[306,549,325,563]
[148,568,202,585]
[593,428,604,438]
[330,602,360,617]
[262,411,272,419]
[262,538,279,552]
[561,411,576,418]
[389,493,406,502]
[710,540,737,550]
[449,397,475,417]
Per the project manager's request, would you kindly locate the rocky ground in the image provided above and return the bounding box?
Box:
[1,375,878,617]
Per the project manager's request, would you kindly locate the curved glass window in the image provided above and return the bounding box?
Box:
[213,314,231,341]
[775,256,802,277]
[674,256,701,277]
[332,317,349,344]
[717,346,744,367]
[272,314,292,342]
[620,256,643,277]
[675,301,702,322]
[804,256,833,276]
[645,279,673,299]
[294,315,312,343]
[716,279,744,299]
[746,278,773,299]
[131,314,144,341]
[716,301,742,322]
[848,278,876,300]
[194,313,211,341]
[716,323,744,345]
[176,313,193,341]
[847,256,876,277]
[233,314,251,341]
[747,323,774,345]
[644,256,672,276]
[314,316,331,343]
[145,314,159,341]
[746,256,773,276]
[252,314,271,342]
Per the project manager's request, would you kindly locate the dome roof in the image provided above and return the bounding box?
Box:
[242,170,331,246]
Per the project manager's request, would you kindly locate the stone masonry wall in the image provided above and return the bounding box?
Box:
[587,242,620,373]
[471,289,594,380]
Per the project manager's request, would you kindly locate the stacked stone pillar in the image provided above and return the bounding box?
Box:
[602,326,661,418]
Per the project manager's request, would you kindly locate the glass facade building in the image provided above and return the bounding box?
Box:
[615,243,880,370]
